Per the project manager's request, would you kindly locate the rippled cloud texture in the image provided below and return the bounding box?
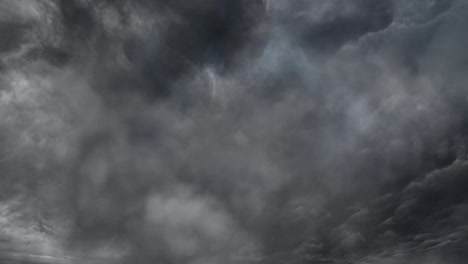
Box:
[0,0,468,263]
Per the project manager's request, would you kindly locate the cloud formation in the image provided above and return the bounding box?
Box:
[0,0,468,263]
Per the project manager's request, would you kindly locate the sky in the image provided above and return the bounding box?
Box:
[0,0,468,263]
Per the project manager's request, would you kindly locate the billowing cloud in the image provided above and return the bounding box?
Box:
[0,0,467,263]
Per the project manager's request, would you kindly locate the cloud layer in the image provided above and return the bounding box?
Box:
[0,0,468,263]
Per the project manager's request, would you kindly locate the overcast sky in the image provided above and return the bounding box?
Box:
[0,1,468,263]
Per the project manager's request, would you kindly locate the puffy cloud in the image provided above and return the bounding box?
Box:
[0,0,468,263]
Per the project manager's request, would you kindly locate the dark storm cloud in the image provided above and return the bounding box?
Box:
[1,0,468,263]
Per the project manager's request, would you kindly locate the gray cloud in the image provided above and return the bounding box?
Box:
[0,0,468,263]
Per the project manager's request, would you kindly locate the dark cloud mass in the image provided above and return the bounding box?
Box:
[1,0,468,263]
